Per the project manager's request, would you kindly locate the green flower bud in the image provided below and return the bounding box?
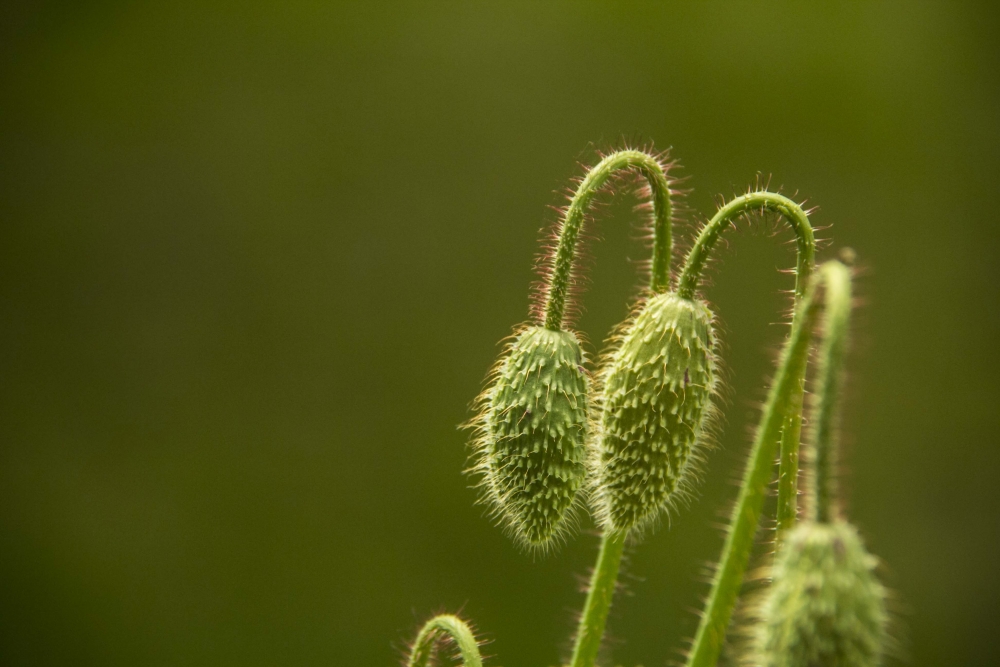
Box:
[756,521,889,667]
[473,325,590,548]
[594,292,717,533]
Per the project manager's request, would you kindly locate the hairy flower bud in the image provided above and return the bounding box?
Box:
[593,292,717,533]
[756,521,888,667]
[474,326,590,547]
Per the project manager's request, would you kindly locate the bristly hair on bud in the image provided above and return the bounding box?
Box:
[591,291,720,536]
[468,325,591,551]
[752,521,889,667]
[466,146,681,552]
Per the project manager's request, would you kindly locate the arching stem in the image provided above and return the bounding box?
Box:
[543,150,675,331]
[560,151,673,667]
[676,191,815,301]
[569,530,627,667]
[407,614,483,667]
[807,261,853,524]
[676,191,816,540]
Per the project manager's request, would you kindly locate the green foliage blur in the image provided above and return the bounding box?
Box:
[2,2,998,665]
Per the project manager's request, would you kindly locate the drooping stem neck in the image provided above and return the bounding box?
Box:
[407,614,483,667]
[807,261,853,524]
[569,530,627,667]
[543,150,675,330]
[676,191,816,301]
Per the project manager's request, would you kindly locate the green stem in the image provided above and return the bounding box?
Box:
[685,269,827,667]
[807,261,853,524]
[775,395,805,538]
[407,614,483,667]
[569,530,628,667]
[676,192,814,301]
[675,191,816,539]
[543,150,675,331]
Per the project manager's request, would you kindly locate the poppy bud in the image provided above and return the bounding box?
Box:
[594,292,717,533]
[475,326,590,547]
[756,521,888,667]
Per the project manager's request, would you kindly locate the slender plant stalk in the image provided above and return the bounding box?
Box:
[406,614,483,667]
[680,194,819,667]
[807,261,852,524]
[684,265,839,667]
[562,150,674,667]
[569,530,628,667]
[543,150,675,330]
[676,191,816,540]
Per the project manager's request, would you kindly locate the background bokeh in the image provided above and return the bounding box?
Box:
[2,2,998,665]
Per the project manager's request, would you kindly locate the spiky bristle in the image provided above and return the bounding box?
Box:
[592,292,719,535]
[468,325,590,550]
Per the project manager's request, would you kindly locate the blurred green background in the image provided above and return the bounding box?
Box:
[2,2,998,665]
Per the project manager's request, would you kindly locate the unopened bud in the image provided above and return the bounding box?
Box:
[756,521,889,667]
[475,326,590,547]
[593,292,717,533]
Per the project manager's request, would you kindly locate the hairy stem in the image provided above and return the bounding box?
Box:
[407,614,483,667]
[543,150,675,331]
[569,530,627,667]
[775,395,806,538]
[807,261,853,524]
[685,268,829,667]
[676,191,815,301]
[676,191,816,539]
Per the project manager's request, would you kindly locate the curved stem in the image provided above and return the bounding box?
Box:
[807,261,852,523]
[685,266,832,667]
[407,614,483,667]
[569,530,627,667]
[543,150,675,330]
[676,191,815,301]
[676,191,816,540]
